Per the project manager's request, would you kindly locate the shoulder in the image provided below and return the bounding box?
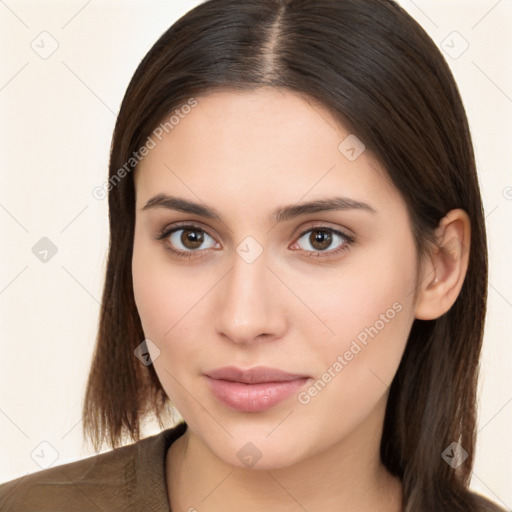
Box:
[0,422,187,512]
[469,490,509,512]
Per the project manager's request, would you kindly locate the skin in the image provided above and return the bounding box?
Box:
[132,87,470,512]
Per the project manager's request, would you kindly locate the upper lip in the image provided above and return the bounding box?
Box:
[205,366,309,384]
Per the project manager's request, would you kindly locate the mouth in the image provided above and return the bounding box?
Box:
[204,366,311,412]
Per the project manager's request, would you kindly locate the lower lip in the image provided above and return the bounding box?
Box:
[205,376,310,412]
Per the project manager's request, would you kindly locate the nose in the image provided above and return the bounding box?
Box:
[214,250,288,345]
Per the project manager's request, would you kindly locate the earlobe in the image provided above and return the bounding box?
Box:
[414,209,471,320]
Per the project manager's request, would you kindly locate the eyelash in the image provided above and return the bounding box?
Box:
[155,223,355,260]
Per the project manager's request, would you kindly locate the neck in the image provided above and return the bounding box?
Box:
[166,398,402,512]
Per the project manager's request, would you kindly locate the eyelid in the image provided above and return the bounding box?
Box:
[292,221,355,241]
[155,220,218,241]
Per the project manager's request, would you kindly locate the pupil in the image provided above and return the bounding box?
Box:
[182,229,204,249]
[311,230,332,250]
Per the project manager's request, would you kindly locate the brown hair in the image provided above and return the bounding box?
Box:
[82,1,501,510]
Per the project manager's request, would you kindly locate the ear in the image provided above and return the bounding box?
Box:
[414,209,471,320]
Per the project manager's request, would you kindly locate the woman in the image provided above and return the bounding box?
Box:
[0,0,506,510]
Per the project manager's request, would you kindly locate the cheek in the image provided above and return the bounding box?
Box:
[132,239,167,338]
[131,234,216,405]
[309,229,417,353]
[132,239,203,410]
[132,235,199,340]
[295,236,417,422]
[323,265,414,362]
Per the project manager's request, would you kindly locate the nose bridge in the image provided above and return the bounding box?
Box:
[214,245,284,344]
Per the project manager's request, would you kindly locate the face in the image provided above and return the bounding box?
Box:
[132,87,420,469]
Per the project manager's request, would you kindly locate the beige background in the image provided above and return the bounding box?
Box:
[0,0,511,508]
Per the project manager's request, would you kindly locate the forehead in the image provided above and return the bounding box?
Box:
[134,87,402,216]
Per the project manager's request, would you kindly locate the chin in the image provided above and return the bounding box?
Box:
[206,431,309,471]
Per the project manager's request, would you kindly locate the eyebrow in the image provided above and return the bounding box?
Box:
[142,194,377,223]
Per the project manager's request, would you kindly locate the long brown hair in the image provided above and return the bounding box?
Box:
[82,1,501,510]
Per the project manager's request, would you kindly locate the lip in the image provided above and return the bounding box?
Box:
[204,366,310,412]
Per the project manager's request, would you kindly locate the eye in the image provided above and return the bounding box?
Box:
[156,224,219,257]
[292,226,354,257]
[156,223,353,260]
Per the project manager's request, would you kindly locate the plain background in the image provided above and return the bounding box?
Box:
[0,0,511,508]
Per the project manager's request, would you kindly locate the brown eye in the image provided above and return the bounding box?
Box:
[167,227,217,252]
[294,227,352,255]
[180,228,204,249]
[308,230,333,251]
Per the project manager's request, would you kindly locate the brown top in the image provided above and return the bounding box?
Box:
[1,421,507,512]
[0,422,187,512]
